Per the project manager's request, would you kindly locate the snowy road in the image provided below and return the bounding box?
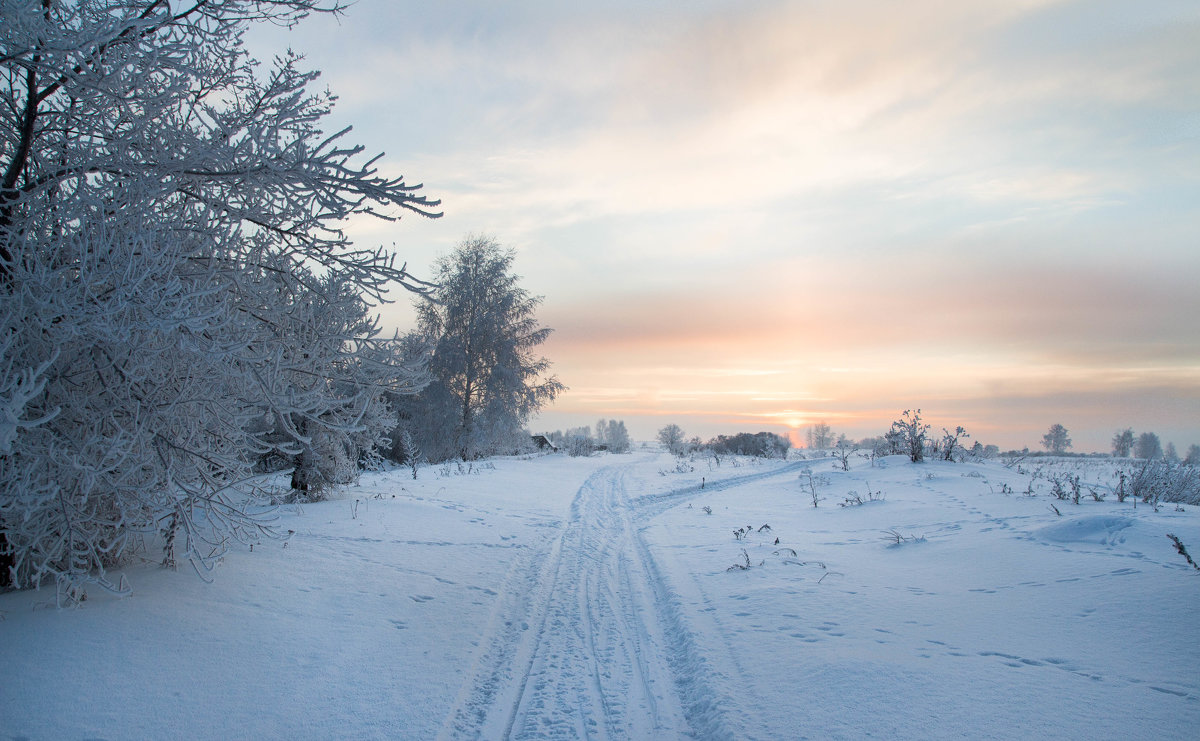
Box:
[437,459,807,740]
[439,463,691,739]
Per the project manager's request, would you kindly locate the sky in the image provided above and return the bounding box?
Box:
[247,0,1200,453]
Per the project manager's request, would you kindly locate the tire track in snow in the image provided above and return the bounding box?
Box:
[438,458,809,740]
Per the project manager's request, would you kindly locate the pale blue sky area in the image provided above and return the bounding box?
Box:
[247,0,1200,452]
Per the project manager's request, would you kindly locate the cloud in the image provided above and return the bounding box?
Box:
[247,0,1200,452]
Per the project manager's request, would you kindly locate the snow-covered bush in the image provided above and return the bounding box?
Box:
[1127,460,1200,508]
[940,426,970,462]
[890,410,930,463]
[565,435,595,457]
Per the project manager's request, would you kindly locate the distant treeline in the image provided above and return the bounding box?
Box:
[704,432,791,459]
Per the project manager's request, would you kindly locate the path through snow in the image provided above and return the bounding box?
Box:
[440,459,807,740]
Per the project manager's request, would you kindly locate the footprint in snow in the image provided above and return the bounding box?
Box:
[410,594,435,602]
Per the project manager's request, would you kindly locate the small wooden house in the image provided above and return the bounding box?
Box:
[531,434,558,451]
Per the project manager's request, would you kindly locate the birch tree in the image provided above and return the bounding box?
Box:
[404,236,562,461]
[806,422,834,450]
[0,1,438,595]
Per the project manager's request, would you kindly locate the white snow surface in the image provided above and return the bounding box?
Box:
[2,451,1198,739]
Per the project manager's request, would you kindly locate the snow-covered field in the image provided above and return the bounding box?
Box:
[2,450,1198,739]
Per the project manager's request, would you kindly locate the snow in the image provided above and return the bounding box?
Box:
[2,451,1198,739]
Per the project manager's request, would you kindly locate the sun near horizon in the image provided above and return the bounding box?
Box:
[250,0,1200,454]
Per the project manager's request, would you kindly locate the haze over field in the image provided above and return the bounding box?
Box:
[248,0,1200,451]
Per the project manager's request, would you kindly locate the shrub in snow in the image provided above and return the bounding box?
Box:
[565,436,595,457]
[1127,460,1200,508]
[727,549,763,571]
[940,426,970,462]
[838,486,884,507]
[882,529,926,546]
[799,469,827,507]
[401,430,423,480]
[890,409,930,463]
[1048,474,1083,503]
[833,442,853,471]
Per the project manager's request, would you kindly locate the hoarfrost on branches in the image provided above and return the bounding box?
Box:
[0,0,439,592]
[397,236,562,462]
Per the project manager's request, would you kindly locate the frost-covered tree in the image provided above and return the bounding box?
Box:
[1112,428,1135,458]
[0,1,438,593]
[658,424,686,455]
[590,418,630,453]
[604,420,632,453]
[1135,432,1163,460]
[806,422,833,450]
[266,270,424,498]
[595,419,610,447]
[1041,424,1072,455]
[403,236,562,461]
[563,429,595,457]
[564,425,592,442]
[1184,444,1200,466]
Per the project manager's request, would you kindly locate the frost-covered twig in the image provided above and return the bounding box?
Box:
[727,549,753,571]
[1167,534,1200,571]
